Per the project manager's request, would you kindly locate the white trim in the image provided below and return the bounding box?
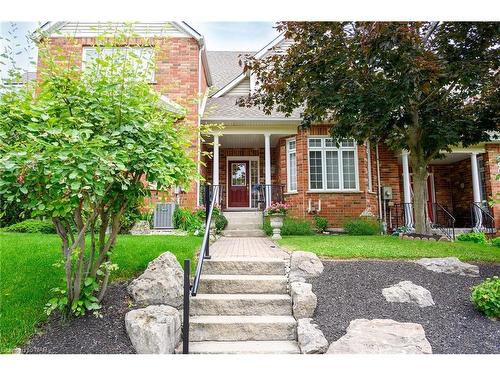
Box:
[366,141,373,193]
[212,73,247,98]
[307,136,360,192]
[286,138,297,193]
[226,156,259,209]
[211,33,285,98]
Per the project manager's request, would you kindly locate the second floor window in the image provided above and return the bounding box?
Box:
[82,47,155,82]
[308,137,358,191]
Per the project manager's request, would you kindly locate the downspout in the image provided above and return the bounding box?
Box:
[196,44,204,206]
[375,143,384,230]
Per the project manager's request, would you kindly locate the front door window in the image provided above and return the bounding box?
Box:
[231,163,247,186]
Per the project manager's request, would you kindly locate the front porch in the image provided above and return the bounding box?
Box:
[388,148,498,239]
[201,128,295,210]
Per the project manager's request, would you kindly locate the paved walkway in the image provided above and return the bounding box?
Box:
[210,237,289,259]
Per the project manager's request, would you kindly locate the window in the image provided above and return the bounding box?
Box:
[82,47,155,82]
[308,137,359,191]
[287,139,297,192]
[477,155,487,203]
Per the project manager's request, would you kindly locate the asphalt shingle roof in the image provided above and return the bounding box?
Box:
[206,51,254,91]
[202,96,302,121]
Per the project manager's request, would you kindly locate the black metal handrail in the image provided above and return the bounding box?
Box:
[256,184,285,210]
[430,202,456,240]
[471,202,496,238]
[182,184,219,354]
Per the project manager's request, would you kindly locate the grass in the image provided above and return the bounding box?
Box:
[279,235,500,263]
[0,232,201,353]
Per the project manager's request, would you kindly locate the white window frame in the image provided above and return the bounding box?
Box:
[307,137,359,192]
[82,46,155,82]
[366,140,373,192]
[286,138,297,193]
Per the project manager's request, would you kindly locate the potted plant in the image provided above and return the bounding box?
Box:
[265,202,290,240]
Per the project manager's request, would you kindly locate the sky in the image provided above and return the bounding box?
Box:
[0,22,278,77]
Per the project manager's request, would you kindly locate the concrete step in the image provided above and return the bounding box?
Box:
[222,229,266,237]
[191,294,292,316]
[225,223,262,230]
[187,340,300,354]
[198,275,288,294]
[189,315,297,342]
[203,257,287,275]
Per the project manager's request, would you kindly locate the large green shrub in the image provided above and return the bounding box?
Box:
[344,217,380,235]
[215,214,228,233]
[471,276,500,319]
[457,232,487,244]
[314,215,328,233]
[2,219,55,234]
[173,207,204,233]
[263,217,313,236]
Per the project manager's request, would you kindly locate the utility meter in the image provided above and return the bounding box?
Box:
[382,186,393,200]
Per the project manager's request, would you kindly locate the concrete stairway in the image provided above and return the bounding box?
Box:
[188,257,299,354]
[222,211,265,237]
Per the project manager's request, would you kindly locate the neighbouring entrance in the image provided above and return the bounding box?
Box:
[228,161,250,207]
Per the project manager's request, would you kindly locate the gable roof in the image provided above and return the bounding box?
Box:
[211,33,285,98]
[206,51,254,91]
[32,22,212,86]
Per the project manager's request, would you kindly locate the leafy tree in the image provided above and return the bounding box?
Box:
[0,26,198,317]
[240,22,499,234]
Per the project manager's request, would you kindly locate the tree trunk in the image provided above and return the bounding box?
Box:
[409,151,430,234]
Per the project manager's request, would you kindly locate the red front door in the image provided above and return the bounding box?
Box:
[228,161,249,207]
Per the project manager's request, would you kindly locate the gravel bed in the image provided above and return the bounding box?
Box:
[23,282,135,354]
[310,260,500,354]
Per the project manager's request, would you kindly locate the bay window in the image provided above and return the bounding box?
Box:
[308,137,359,191]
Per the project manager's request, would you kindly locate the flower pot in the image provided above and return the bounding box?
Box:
[269,215,284,240]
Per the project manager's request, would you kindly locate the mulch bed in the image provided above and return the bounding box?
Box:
[22,282,136,354]
[310,260,500,354]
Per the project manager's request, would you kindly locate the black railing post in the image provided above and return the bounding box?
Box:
[182,259,190,354]
[204,184,211,260]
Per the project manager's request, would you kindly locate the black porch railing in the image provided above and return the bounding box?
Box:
[256,184,285,210]
[429,202,456,241]
[471,202,496,238]
[388,203,414,231]
[182,184,219,354]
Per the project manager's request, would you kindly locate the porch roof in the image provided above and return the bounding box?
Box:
[202,96,302,123]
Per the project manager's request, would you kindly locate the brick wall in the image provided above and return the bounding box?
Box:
[484,144,500,229]
[38,35,206,210]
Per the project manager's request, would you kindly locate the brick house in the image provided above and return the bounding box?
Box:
[36,22,500,236]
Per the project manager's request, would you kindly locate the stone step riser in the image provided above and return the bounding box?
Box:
[191,296,292,316]
[186,341,300,354]
[198,278,288,294]
[225,225,262,231]
[203,260,287,275]
[190,321,297,342]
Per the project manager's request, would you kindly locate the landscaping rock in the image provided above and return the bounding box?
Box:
[327,319,432,354]
[297,318,329,354]
[382,281,435,307]
[130,220,151,235]
[291,282,317,319]
[127,252,184,307]
[416,257,479,277]
[290,251,324,281]
[125,305,181,354]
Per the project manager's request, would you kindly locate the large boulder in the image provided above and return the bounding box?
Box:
[327,319,432,354]
[291,282,317,319]
[127,252,184,307]
[290,251,324,282]
[125,305,181,354]
[129,220,151,235]
[297,318,329,354]
[382,281,435,307]
[416,257,479,277]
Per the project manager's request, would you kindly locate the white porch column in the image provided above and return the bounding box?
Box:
[264,133,272,207]
[470,152,482,230]
[213,134,220,203]
[402,150,414,228]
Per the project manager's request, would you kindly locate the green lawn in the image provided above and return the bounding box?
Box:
[279,235,500,262]
[0,232,201,353]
